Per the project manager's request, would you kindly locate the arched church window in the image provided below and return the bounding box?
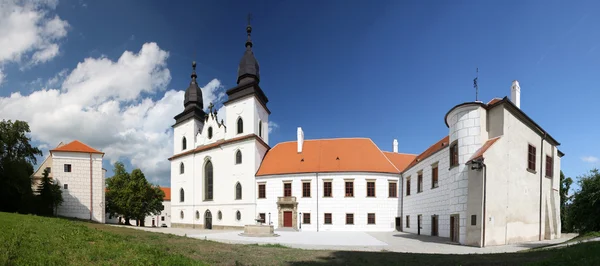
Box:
[180,211,184,219]
[204,161,213,200]
[182,137,187,150]
[235,150,242,164]
[208,127,213,139]
[258,120,262,138]
[237,117,243,134]
[235,182,242,200]
[218,211,222,220]
[196,211,200,220]
[236,210,241,221]
[180,188,185,202]
[180,162,185,174]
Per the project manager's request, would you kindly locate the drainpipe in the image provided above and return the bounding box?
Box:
[539,133,546,241]
[400,173,404,231]
[90,153,93,221]
[316,172,319,232]
[481,161,487,247]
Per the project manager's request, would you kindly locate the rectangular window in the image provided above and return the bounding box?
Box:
[406,176,411,196]
[545,155,553,178]
[303,213,311,224]
[324,213,332,224]
[367,181,375,197]
[406,215,410,228]
[432,165,439,188]
[345,181,354,197]
[323,181,332,197]
[367,213,376,224]
[64,164,72,172]
[258,184,266,199]
[302,182,311,197]
[528,144,536,171]
[161,216,165,221]
[259,213,266,223]
[346,213,354,225]
[417,172,423,193]
[284,183,292,197]
[388,182,397,198]
[471,215,477,226]
[63,184,68,189]
[450,142,459,167]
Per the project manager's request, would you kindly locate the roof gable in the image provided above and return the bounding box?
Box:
[403,136,450,173]
[50,140,103,155]
[383,152,417,172]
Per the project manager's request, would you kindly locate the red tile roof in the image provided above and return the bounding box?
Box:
[466,137,501,163]
[50,140,104,155]
[403,136,450,173]
[383,152,417,172]
[256,138,400,176]
[160,187,171,201]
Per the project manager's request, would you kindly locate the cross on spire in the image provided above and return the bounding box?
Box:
[208,102,214,113]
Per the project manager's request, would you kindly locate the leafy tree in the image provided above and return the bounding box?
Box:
[560,171,573,232]
[106,162,165,226]
[568,168,600,233]
[0,120,42,213]
[36,167,63,216]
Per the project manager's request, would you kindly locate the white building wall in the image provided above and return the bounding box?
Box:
[106,201,171,227]
[256,172,400,232]
[402,147,450,237]
[174,119,204,153]
[171,137,263,229]
[52,152,105,223]
[224,96,257,141]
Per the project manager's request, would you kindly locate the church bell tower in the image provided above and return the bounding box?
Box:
[172,62,207,153]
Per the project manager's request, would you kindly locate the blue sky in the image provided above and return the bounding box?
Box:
[0,0,599,188]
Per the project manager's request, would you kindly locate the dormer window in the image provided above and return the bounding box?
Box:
[208,127,213,139]
[237,117,243,134]
[182,137,187,150]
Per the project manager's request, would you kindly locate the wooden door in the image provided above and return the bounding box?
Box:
[283,211,292,227]
[395,217,402,231]
[450,215,459,242]
[431,215,438,236]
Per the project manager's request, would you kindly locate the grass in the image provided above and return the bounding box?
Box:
[1,212,599,265]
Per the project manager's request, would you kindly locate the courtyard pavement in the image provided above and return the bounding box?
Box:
[113,225,577,254]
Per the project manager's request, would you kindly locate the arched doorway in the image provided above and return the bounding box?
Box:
[205,210,212,229]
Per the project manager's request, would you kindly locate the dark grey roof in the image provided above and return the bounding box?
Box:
[184,61,203,110]
[236,24,260,84]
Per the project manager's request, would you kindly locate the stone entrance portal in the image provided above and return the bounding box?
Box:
[277,196,298,230]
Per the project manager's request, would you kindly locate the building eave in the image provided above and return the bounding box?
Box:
[168,134,270,161]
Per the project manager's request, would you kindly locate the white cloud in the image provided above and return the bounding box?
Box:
[0,70,4,85]
[0,0,69,75]
[0,42,225,185]
[581,156,599,163]
[268,121,279,134]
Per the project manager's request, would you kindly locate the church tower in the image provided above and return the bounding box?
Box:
[172,62,207,153]
[223,16,270,144]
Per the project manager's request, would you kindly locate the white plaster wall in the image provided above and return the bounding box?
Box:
[254,97,269,145]
[52,152,105,223]
[483,106,560,246]
[197,114,225,147]
[225,96,255,140]
[256,172,400,232]
[170,137,265,228]
[106,200,171,227]
[402,147,451,237]
[174,119,204,154]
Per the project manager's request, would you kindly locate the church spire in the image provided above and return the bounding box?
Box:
[237,13,260,85]
[184,61,203,109]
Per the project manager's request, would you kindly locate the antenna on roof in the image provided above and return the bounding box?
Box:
[473,67,479,101]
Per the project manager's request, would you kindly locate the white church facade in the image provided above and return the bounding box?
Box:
[169,20,563,247]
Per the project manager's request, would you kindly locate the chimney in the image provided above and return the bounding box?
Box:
[393,139,398,153]
[511,80,521,109]
[297,127,304,153]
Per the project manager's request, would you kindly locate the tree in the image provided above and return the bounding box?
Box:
[560,171,573,232]
[36,167,63,216]
[106,162,165,226]
[0,120,42,213]
[568,168,600,233]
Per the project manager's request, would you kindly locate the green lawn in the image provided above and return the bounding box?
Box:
[0,212,598,266]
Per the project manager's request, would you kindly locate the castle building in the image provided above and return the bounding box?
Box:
[169,20,563,247]
[47,140,106,223]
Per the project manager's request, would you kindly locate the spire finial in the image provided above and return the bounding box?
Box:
[191,61,197,81]
[245,13,253,48]
[473,67,479,101]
